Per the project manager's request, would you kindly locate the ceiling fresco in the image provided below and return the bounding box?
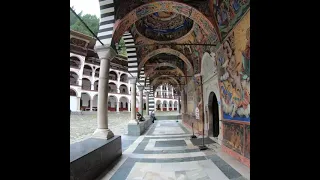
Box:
[135,13,194,41]
[112,0,249,91]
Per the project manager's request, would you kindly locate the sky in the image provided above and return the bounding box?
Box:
[70,0,100,18]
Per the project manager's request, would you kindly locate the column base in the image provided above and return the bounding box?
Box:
[128,119,139,125]
[92,128,114,139]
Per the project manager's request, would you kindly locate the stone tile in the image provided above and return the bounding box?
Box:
[185,169,209,180]
[175,171,188,180]
[155,140,187,147]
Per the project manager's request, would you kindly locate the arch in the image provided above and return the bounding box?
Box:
[169,100,173,110]
[108,95,118,111]
[120,73,128,83]
[95,68,100,77]
[208,91,219,137]
[70,56,81,69]
[145,62,185,76]
[112,1,218,45]
[70,71,79,85]
[119,96,129,111]
[109,71,118,81]
[70,89,77,96]
[80,92,91,111]
[138,48,193,74]
[83,65,93,76]
[82,78,91,90]
[119,84,129,94]
[108,82,117,93]
[94,80,99,91]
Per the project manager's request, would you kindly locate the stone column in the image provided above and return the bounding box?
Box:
[183,90,187,113]
[160,85,163,98]
[90,99,93,111]
[178,96,181,113]
[91,84,94,90]
[92,45,116,139]
[128,78,138,124]
[116,101,120,113]
[77,97,81,111]
[161,103,163,111]
[128,101,131,112]
[181,90,185,113]
[138,86,144,115]
[146,92,149,115]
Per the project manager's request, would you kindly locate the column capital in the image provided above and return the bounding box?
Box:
[138,86,144,91]
[95,45,117,61]
[128,77,137,84]
[145,91,149,95]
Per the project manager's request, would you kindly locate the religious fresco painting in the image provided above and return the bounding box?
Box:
[244,124,250,159]
[213,0,250,40]
[217,11,250,122]
[222,121,244,155]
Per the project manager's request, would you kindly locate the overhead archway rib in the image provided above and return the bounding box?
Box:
[138,48,193,76]
[111,1,219,46]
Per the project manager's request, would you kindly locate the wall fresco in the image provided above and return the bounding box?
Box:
[222,121,244,155]
[244,124,250,159]
[217,11,249,122]
[213,0,250,40]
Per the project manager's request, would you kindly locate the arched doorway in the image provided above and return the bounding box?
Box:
[208,92,219,137]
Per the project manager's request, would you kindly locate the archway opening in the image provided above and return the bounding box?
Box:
[120,73,128,83]
[108,96,117,111]
[80,93,91,111]
[70,72,78,85]
[208,92,219,137]
[83,65,93,76]
[82,78,91,90]
[108,82,117,93]
[119,84,128,94]
[119,96,129,111]
[70,56,81,69]
[109,71,117,81]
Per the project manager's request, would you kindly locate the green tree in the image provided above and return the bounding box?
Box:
[71,14,100,36]
[70,7,82,26]
[118,37,127,57]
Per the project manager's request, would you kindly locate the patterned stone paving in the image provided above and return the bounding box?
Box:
[96,120,250,180]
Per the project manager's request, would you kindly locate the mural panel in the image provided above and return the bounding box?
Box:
[244,124,250,159]
[217,11,249,122]
[213,0,250,40]
[223,121,244,155]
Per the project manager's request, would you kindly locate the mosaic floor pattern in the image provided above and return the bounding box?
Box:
[96,120,250,180]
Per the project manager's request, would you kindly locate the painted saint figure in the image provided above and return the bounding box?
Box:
[241,28,250,80]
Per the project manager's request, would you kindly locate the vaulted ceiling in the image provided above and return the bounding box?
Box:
[112,0,250,93]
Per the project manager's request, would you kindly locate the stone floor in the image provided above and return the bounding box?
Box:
[70,111,178,144]
[95,120,250,180]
